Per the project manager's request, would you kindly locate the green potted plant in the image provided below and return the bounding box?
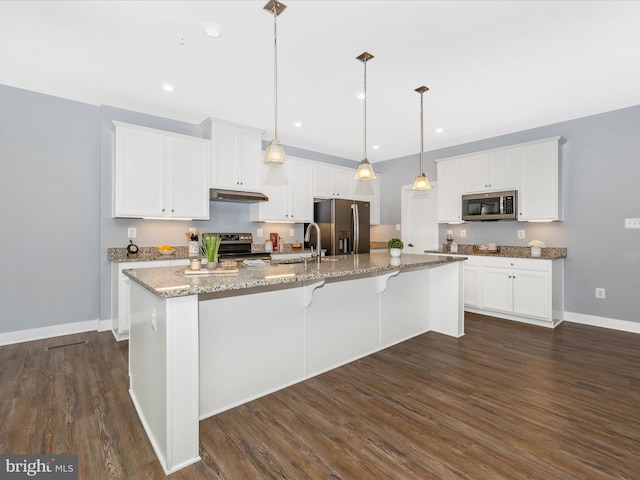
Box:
[201,234,221,269]
[387,238,404,257]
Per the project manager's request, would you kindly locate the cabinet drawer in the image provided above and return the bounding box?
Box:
[481,256,550,272]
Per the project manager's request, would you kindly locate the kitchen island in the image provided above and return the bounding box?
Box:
[124,252,465,474]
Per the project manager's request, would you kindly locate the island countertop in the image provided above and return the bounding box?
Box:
[123,252,466,299]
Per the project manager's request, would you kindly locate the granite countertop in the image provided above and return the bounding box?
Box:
[427,244,567,260]
[108,246,197,263]
[123,252,466,299]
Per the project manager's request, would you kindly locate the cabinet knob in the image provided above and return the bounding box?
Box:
[162,208,165,212]
[408,243,414,247]
[171,209,174,213]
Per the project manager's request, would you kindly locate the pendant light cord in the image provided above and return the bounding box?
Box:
[272,9,279,140]
[419,89,424,173]
[363,57,368,161]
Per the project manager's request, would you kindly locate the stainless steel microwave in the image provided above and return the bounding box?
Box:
[462,190,517,221]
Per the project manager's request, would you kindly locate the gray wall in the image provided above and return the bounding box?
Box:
[2,81,638,334]
[0,84,101,332]
[376,105,640,323]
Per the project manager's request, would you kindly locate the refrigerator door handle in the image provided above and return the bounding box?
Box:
[352,203,360,254]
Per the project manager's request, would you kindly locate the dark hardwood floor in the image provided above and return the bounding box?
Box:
[1,313,639,479]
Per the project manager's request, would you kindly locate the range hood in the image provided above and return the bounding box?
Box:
[209,188,268,203]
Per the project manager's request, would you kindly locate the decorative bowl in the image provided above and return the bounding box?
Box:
[157,248,176,255]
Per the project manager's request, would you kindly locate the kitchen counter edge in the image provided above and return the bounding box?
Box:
[123,253,466,299]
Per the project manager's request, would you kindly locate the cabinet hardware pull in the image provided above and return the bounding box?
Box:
[408,243,414,247]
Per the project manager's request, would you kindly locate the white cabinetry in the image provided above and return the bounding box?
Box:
[313,164,354,199]
[436,159,462,223]
[464,255,564,327]
[113,122,210,219]
[202,118,263,192]
[250,158,313,223]
[463,256,482,307]
[353,174,380,225]
[461,149,518,194]
[518,137,564,221]
[111,259,189,340]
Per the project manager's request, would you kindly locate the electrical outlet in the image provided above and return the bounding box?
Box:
[257,228,263,238]
[460,229,466,238]
[624,218,640,229]
[151,308,157,331]
[595,288,606,299]
[396,224,401,231]
[517,229,525,239]
[128,227,136,238]
[290,228,295,237]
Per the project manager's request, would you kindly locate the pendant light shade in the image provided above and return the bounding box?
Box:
[412,85,431,190]
[263,0,287,165]
[354,51,376,181]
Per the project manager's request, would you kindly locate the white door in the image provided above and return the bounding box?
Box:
[400,183,438,254]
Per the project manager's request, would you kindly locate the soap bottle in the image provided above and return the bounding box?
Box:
[450,241,458,254]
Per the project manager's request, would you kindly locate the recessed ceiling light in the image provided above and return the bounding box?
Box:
[161,83,175,92]
[356,92,366,100]
[203,23,222,38]
[435,127,444,134]
[293,121,302,128]
[372,145,380,150]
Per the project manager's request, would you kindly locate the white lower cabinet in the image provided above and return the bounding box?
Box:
[111,259,189,340]
[465,255,563,327]
[463,256,482,307]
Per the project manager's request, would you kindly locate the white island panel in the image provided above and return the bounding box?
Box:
[305,275,380,377]
[198,286,305,418]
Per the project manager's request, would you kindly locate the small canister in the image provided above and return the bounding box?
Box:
[265,240,273,252]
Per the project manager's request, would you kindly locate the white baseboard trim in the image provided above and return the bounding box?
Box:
[564,311,640,334]
[0,318,109,346]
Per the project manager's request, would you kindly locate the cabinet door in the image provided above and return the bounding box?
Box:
[463,265,481,307]
[488,149,518,191]
[335,168,354,199]
[289,160,313,222]
[313,164,334,198]
[238,128,262,190]
[211,122,239,188]
[353,174,380,225]
[251,161,289,221]
[519,141,560,221]
[436,159,462,223]
[461,154,489,193]
[481,268,513,313]
[114,126,164,217]
[512,270,550,319]
[166,136,210,219]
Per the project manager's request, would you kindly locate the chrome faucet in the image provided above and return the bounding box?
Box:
[304,222,321,265]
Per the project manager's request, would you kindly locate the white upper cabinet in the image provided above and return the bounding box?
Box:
[113,122,210,219]
[313,164,354,200]
[436,159,462,223]
[202,118,263,192]
[353,174,381,225]
[518,137,564,221]
[250,158,313,223]
[461,148,518,193]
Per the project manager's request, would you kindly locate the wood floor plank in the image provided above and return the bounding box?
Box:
[1,313,639,479]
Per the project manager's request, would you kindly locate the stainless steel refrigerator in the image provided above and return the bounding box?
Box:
[306,198,370,256]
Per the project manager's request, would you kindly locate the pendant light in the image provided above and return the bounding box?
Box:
[263,0,287,165]
[412,86,431,190]
[354,51,376,180]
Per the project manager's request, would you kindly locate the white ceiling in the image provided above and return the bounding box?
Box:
[2,1,640,162]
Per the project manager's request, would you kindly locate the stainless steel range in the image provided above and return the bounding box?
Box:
[203,233,270,260]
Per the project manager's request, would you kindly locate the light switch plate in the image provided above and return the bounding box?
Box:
[517,229,525,239]
[128,227,136,238]
[257,229,263,238]
[460,229,466,238]
[290,228,295,237]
